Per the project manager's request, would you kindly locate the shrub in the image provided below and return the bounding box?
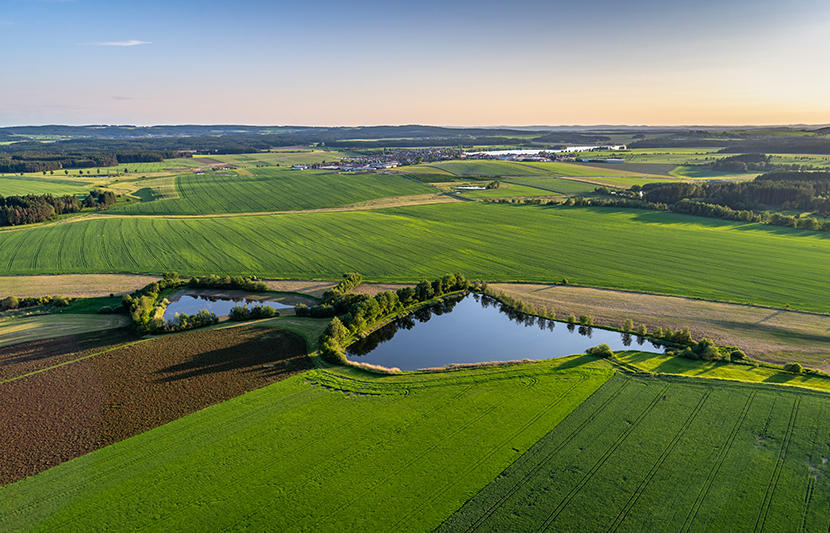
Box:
[587,343,614,358]
[249,305,278,319]
[229,305,251,321]
[52,295,71,307]
[652,326,663,338]
[784,362,804,374]
[324,317,349,343]
[320,341,347,365]
[637,324,647,335]
[1,296,19,310]
[567,314,576,324]
[730,349,746,362]
[622,319,633,332]
[578,314,593,326]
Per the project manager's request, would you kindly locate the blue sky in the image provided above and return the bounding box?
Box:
[1,0,829,126]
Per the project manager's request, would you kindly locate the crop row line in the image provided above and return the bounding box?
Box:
[452,378,633,533]
[679,390,757,533]
[754,397,801,533]
[533,384,672,533]
[606,390,712,533]
[391,377,590,532]
[304,382,544,532]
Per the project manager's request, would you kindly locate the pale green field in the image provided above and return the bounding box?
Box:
[0,176,94,196]
[0,314,129,348]
[460,183,555,198]
[617,351,830,393]
[211,150,349,168]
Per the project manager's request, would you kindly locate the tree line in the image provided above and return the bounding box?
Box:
[0,150,181,173]
[0,193,81,226]
[309,273,471,365]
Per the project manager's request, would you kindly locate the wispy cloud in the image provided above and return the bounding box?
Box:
[86,40,151,47]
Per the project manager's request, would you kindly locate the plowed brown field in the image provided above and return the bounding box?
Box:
[0,325,310,486]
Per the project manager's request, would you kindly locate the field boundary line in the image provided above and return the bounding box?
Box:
[387,377,592,532]
[606,390,711,533]
[532,384,671,532]
[754,397,801,533]
[0,339,142,385]
[679,390,757,533]
[448,378,632,533]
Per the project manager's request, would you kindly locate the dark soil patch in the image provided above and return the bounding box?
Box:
[0,326,310,486]
[0,328,138,382]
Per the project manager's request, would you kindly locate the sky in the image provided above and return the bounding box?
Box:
[1,0,829,127]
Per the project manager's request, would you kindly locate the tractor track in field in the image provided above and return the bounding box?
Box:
[533,385,671,532]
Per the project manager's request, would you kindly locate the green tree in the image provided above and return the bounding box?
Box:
[622,319,633,332]
[324,316,348,343]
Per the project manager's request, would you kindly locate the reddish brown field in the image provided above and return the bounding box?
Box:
[0,325,310,486]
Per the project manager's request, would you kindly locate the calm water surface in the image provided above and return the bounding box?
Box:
[347,294,664,371]
[163,294,293,320]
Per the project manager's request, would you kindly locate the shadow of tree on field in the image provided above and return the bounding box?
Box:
[553,354,599,371]
[154,330,310,382]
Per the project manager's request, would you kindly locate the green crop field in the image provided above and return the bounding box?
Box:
[0,176,94,197]
[1,203,830,311]
[500,176,603,195]
[109,168,434,214]
[0,314,129,348]
[412,160,642,178]
[0,361,612,532]
[211,150,350,168]
[441,373,830,532]
[616,351,830,393]
[460,183,555,198]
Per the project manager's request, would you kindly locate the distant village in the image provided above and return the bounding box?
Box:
[291,146,626,171]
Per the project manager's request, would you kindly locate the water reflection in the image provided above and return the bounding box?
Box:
[163,294,293,320]
[347,294,665,371]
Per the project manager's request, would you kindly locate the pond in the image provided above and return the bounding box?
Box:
[346,293,664,371]
[163,290,295,320]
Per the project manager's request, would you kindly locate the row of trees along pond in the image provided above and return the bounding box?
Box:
[120,273,270,334]
[309,273,472,364]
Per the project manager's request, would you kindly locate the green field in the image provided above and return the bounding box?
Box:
[110,168,434,214]
[0,203,828,311]
[0,314,129,348]
[441,373,830,532]
[616,351,830,393]
[407,160,643,178]
[0,361,612,532]
[0,176,95,197]
[500,176,603,195]
[460,183,555,198]
[211,150,350,168]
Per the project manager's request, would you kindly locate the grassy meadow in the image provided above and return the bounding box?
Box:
[110,168,434,214]
[1,203,830,311]
[405,160,654,178]
[441,372,830,532]
[0,361,612,532]
[0,314,129,348]
[0,176,95,197]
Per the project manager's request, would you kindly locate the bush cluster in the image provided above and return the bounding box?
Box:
[228,304,279,321]
[0,294,70,311]
[586,343,614,358]
[148,309,219,333]
[188,275,268,292]
[321,272,363,303]
[122,273,185,332]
